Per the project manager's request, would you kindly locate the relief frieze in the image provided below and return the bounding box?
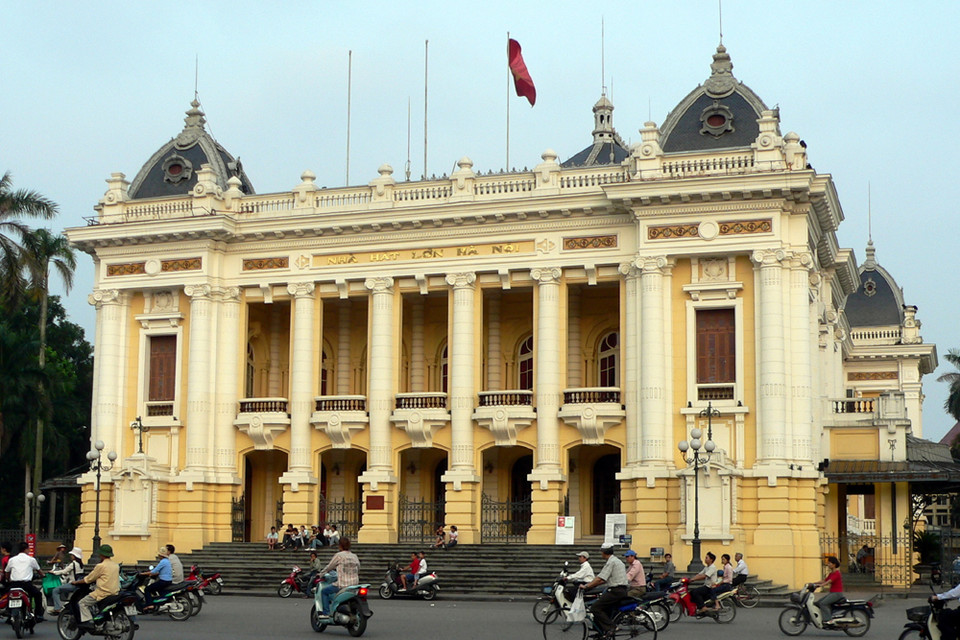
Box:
[161,257,202,272]
[847,371,898,381]
[648,218,772,240]
[313,240,535,267]
[243,256,290,271]
[563,235,618,250]
[106,262,146,276]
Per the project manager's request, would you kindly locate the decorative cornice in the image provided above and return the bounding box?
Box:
[530,267,562,284]
[161,257,202,272]
[364,276,394,293]
[848,371,898,381]
[106,262,146,276]
[445,272,477,289]
[242,256,289,271]
[563,235,617,250]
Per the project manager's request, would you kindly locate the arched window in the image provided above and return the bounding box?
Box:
[518,335,534,391]
[598,331,619,387]
[245,343,255,397]
[440,345,448,393]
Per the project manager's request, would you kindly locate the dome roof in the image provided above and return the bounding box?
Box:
[562,93,629,168]
[127,100,254,200]
[659,45,770,153]
[842,240,905,327]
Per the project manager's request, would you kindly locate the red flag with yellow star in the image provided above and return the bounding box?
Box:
[508,38,536,106]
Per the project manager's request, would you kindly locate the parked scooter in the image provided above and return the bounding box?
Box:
[778,583,873,636]
[56,582,139,640]
[1,587,38,639]
[378,564,440,600]
[278,566,320,598]
[187,564,223,595]
[309,571,373,637]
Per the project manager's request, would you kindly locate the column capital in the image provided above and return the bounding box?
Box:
[788,251,814,270]
[445,272,476,289]
[530,266,561,284]
[184,283,213,300]
[216,286,242,302]
[750,248,786,267]
[618,260,641,278]
[636,255,668,273]
[87,288,125,308]
[364,276,394,293]
[286,282,316,298]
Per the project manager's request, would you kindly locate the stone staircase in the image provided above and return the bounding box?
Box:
[130,541,792,600]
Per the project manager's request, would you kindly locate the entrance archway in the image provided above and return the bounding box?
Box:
[243,450,287,542]
[592,454,621,535]
[566,444,621,537]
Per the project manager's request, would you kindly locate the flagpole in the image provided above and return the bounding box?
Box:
[424,39,429,180]
[346,50,352,186]
[506,32,510,172]
[406,97,412,182]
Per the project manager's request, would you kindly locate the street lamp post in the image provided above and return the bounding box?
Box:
[131,416,150,454]
[86,440,117,562]
[678,401,719,573]
[25,491,45,537]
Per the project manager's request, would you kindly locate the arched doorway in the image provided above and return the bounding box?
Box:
[511,454,533,502]
[397,448,448,543]
[592,454,621,535]
[242,450,287,542]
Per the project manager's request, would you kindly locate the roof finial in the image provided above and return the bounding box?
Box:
[601,16,606,97]
[864,181,877,270]
[718,0,723,45]
[704,42,736,97]
[194,54,199,102]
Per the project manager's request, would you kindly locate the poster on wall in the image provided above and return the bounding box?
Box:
[555,516,576,545]
[603,514,627,547]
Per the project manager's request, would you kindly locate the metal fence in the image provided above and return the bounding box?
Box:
[318,495,362,541]
[820,533,913,587]
[231,495,245,542]
[398,495,445,544]
[480,493,531,543]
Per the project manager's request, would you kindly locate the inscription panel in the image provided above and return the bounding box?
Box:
[313,240,535,267]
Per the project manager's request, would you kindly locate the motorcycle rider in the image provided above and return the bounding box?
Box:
[581,546,629,639]
[414,551,428,587]
[688,551,720,614]
[624,550,646,598]
[732,552,749,587]
[931,579,960,640]
[166,544,184,584]
[140,547,173,612]
[71,544,119,630]
[5,541,46,621]
[399,551,419,591]
[318,537,360,617]
[813,555,844,626]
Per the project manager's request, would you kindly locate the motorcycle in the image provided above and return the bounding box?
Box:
[278,566,320,598]
[378,564,439,600]
[309,571,373,637]
[1,587,38,639]
[56,582,139,640]
[778,583,873,637]
[900,599,945,640]
[187,564,223,595]
[120,572,193,621]
[666,577,736,623]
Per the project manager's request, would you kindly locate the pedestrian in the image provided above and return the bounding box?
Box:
[445,525,458,550]
[266,526,279,550]
[328,524,341,546]
[430,525,446,549]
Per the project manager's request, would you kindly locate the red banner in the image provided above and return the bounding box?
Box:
[508,38,536,106]
[26,533,35,557]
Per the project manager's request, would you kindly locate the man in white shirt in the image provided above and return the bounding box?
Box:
[732,553,749,587]
[414,551,428,586]
[5,542,46,620]
[567,551,595,583]
[933,581,960,640]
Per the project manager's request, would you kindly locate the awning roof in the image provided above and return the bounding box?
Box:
[825,435,960,485]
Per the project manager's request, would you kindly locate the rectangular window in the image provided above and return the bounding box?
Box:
[696,309,735,383]
[148,335,177,416]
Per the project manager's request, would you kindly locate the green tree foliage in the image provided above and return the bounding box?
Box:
[0,172,58,305]
[939,349,960,423]
[0,295,92,529]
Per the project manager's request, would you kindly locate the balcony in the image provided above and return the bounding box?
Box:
[391,392,450,448]
[473,390,536,447]
[233,397,290,450]
[312,395,368,448]
[559,388,625,445]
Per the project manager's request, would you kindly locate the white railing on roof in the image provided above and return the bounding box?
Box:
[393,183,452,202]
[473,175,535,196]
[558,167,629,190]
[238,195,295,213]
[850,328,902,343]
[662,152,755,178]
[315,188,371,209]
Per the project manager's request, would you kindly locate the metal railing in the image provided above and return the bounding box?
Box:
[398,495,446,544]
[820,533,913,588]
[480,493,531,543]
[318,495,362,541]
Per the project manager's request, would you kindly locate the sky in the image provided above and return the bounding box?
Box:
[2,1,957,441]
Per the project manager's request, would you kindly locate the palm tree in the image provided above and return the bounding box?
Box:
[939,349,960,423]
[0,171,58,304]
[20,228,76,522]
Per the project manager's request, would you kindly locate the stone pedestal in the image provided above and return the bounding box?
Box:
[281,482,318,528]
[357,481,398,543]
[443,481,480,544]
[526,479,565,544]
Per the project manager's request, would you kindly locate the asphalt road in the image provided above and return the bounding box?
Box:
[24,594,928,640]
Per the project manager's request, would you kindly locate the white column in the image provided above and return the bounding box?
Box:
[567,286,582,387]
[639,256,669,464]
[214,287,242,478]
[444,273,479,480]
[184,284,214,473]
[486,293,501,390]
[87,289,128,452]
[285,283,317,477]
[337,301,351,395]
[752,249,788,463]
[267,309,282,397]
[790,253,814,463]
[360,277,397,483]
[411,297,425,392]
[618,262,641,468]
[530,267,564,477]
